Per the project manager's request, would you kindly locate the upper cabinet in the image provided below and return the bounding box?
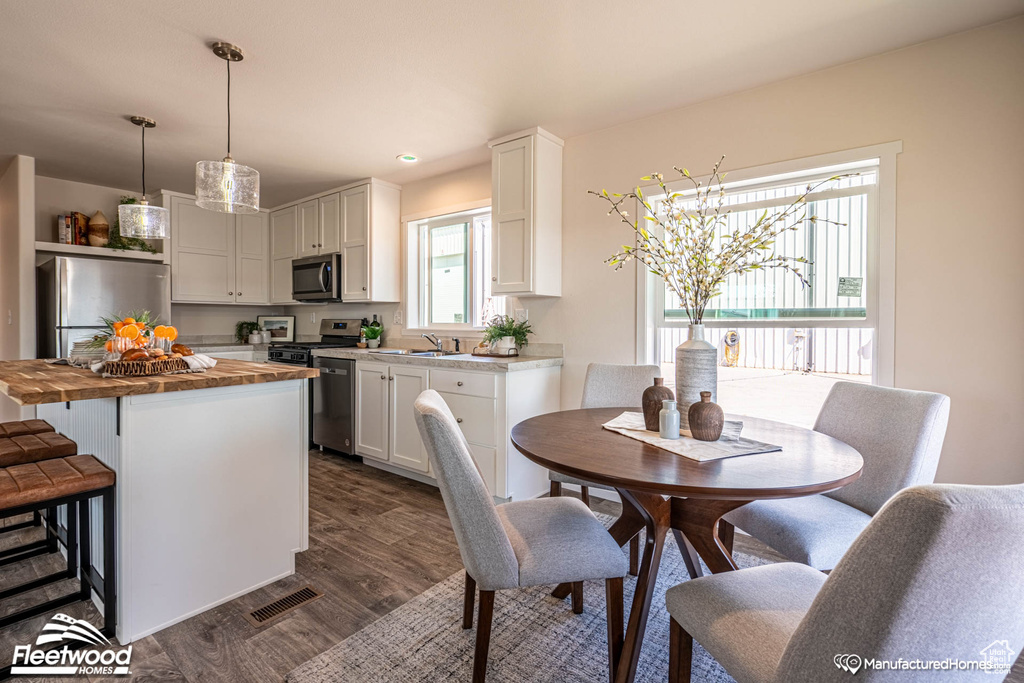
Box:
[269,179,400,304]
[488,127,563,297]
[166,194,269,304]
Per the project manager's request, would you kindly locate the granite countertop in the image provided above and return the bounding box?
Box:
[0,359,317,405]
[312,348,562,372]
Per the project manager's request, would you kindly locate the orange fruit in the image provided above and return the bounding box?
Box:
[166,326,178,341]
[105,340,113,352]
[123,317,136,324]
[113,321,124,333]
[154,325,167,338]
[119,323,140,340]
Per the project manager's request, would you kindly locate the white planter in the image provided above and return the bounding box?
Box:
[248,332,262,344]
[675,324,717,429]
[492,336,517,353]
[367,338,380,349]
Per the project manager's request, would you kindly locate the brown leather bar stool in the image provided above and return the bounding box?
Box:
[0,422,78,559]
[0,455,116,637]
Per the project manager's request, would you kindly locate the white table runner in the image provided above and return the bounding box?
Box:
[602,411,782,462]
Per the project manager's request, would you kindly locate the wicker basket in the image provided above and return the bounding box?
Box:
[103,357,190,377]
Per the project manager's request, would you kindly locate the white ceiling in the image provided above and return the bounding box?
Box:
[1,0,1020,206]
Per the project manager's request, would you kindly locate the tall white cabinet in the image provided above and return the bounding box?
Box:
[488,127,563,297]
[165,193,269,304]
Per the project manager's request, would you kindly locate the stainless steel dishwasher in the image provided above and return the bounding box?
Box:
[312,357,356,455]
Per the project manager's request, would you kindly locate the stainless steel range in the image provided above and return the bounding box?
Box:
[268,318,362,454]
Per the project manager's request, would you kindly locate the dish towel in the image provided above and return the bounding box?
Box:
[183,354,218,370]
[601,411,781,462]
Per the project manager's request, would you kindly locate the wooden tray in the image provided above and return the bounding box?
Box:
[470,349,520,358]
[103,357,190,377]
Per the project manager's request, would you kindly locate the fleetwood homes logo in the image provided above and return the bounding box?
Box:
[10,613,131,676]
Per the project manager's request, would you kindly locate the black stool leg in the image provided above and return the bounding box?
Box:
[65,500,78,579]
[46,506,58,553]
[78,497,92,602]
[33,510,42,526]
[102,488,116,636]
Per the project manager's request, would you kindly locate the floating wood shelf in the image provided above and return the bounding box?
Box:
[35,241,167,262]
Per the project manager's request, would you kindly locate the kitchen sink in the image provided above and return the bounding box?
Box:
[410,351,466,357]
[369,349,413,355]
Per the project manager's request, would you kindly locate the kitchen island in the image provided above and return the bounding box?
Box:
[0,359,317,644]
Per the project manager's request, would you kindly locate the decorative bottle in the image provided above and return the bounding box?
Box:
[642,378,675,431]
[688,391,725,442]
[659,400,681,440]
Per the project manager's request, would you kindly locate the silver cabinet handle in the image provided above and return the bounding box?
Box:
[362,286,367,291]
[456,418,463,423]
[492,277,497,281]
[380,374,386,380]
[389,376,394,381]
[457,381,463,386]
[229,291,234,295]
[238,292,242,296]
[312,243,317,247]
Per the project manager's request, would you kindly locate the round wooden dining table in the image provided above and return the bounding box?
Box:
[510,407,863,683]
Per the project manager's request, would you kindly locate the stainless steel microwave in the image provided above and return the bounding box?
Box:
[292,253,342,302]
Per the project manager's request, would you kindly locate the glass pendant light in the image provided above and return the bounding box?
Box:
[195,42,259,214]
[119,116,169,239]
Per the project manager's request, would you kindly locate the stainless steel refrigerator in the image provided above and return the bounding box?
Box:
[37,256,171,358]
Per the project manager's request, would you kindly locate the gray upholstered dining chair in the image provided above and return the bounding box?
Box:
[549,362,661,575]
[667,482,1024,683]
[723,381,950,570]
[414,390,628,683]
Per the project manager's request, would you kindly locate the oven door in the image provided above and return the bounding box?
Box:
[292,254,341,301]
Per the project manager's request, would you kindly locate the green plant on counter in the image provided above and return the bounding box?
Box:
[106,197,158,254]
[483,315,532,348]
[361,325,383,341]
[235,320,262,343]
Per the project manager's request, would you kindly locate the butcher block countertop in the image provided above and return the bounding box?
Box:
[0,359,319,406]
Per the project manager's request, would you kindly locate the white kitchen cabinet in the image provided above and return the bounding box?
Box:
[167,193,269,304]
[269,179,400,303]
[488,127,563,297]
[388,365,430,472]
[355,361,389,461]
[297,199,319,259]
[270,206,298,304]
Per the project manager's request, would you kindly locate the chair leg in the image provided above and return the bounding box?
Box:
[571,581,583,614]
[718,519,735,555]
[605,577,623,682]
[549,480,562,497]
[669,617,693,683]
[580,486,591,508]
[629,534,639,576]
[78,498,92,602]
[473,590,495,683]
[463,572,476,629]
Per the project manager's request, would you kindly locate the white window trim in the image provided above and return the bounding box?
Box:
[634,142,901,386]
[401,199,492,335]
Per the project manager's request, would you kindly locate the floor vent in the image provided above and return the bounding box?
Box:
[244,586,323,628]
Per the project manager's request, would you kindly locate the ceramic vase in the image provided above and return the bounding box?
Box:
[675,323,717,429]
[87,210,110,247]
[688,391,724,441]
[642,377,675,431]
[367,338,381,349]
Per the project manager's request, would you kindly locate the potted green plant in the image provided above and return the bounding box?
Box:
[483,315,532,353]
[362,324,383,349]
[235,320,262,344]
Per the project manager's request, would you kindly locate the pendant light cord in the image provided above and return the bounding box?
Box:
[226,58,231,157]
[141,123,146,197]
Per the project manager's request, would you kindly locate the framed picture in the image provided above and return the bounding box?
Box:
[257,315,296,343]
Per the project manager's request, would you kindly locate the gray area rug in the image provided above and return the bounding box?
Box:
[287,518,775,683]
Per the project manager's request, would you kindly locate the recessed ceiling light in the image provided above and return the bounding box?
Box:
[397,154,419,163]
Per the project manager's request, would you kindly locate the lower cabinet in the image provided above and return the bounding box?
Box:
[355,361,429,471]
[353,360,561,500]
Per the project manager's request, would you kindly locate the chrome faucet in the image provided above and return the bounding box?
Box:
[422,333,443,351]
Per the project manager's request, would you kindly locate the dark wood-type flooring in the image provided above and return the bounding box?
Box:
[2,451,1021,682]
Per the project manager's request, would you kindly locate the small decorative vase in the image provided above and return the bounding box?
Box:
[248,332,261,344]
[675,324,717,429]
[688,391,724,441]
[87,210,110,247]
[493,336,516,353]
[367,338,380,349]
[260,331,272,344]
[642,378,674,431]
[659,400,681,440]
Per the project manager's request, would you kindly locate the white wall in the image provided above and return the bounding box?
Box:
[518,17,1023,485]
[0,155,37,419]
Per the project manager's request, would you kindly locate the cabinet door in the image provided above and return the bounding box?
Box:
[355,362,389,461]
[491,136,534,294]
[298,199,321,258]
[270,207,298,304]
[171,196,235,302]
[341,185,370,301]
[388,366,430,473]
[235,213,268,303]
[318,193,341,255]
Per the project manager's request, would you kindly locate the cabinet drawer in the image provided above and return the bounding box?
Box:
[436,392,496,447]
[430,369,496,398]
[467,444,497,496]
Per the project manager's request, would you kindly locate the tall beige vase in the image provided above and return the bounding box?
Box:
[674,323,717,429]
